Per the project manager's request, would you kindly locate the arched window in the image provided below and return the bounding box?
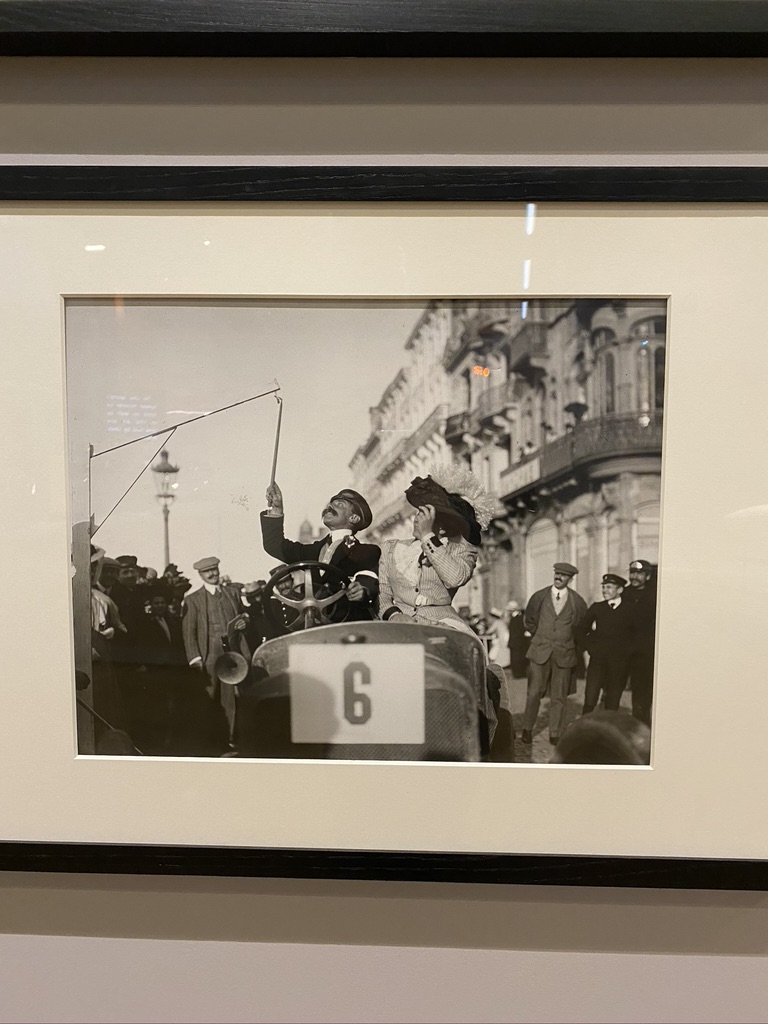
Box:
[605,510,621,576]
[526,518,558,596]
[633,502,660,564]
[637,344,651,413]
[630,316,666,339]
[654,346,666,409]
[592,326,616,348]
[570,517,590,580]
[604,350,616,415]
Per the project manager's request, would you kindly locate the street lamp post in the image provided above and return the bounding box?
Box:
[151,449,179,570]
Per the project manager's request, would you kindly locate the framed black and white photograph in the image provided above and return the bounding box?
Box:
[68,294,664,768]
[1,165,767,885]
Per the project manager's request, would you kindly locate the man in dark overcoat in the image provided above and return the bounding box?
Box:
[521,562,588,746]
[182,556,250,751]
[580,573,637,715]
[261,481,380,621]
[624,558,658,727]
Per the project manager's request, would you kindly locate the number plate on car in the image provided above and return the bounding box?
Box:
[288,645,425,744]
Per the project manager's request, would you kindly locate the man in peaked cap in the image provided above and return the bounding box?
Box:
[261,481,380,621]
[580,573,637,717]
[624,559,658,727]
[182,555,250,752]
[521,562,587,746]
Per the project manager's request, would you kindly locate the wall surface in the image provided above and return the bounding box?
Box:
[2,57,768,1023]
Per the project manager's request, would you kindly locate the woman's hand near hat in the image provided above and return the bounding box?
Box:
[413,505,436,540]
[265,482,284,516]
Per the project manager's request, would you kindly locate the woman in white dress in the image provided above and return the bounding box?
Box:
[377,468,499,637]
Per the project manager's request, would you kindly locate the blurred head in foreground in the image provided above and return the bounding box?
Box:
[550,710,651,765]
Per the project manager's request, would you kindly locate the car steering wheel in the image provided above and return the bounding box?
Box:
[263,561,352,633]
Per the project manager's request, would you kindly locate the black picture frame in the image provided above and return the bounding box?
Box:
[3,0,768,58]
[3,162,767,890]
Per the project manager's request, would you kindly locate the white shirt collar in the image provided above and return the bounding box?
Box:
[551,584,568,599]
[203,581,220,595]
[608,597,622,609]
[327,529,353,543]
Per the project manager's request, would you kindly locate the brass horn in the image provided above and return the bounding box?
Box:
[214,630,250,686]
[214,650,250,686]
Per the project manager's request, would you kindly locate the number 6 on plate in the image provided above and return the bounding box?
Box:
[289,645,425,744]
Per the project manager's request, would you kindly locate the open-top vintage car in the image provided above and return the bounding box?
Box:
[218,561,514,762]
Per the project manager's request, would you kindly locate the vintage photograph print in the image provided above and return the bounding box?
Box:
[67,298,665,766]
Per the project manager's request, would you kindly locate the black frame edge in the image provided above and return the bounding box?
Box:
[1,844,766,889]
[4,165,768,203]
[4,0,768,57]
[4,31,768,58]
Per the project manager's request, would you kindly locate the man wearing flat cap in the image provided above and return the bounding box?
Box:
[580,573,637,716]
[521,562,588,745]
[182,555,250,750]
[625,559,657,726]
[261,482,380,620]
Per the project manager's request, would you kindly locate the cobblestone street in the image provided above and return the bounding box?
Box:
[500,671,634,764]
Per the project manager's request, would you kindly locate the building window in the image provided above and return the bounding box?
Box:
[605,511,621,575]
[592,327,616,349]
[633,502,660,564]
[526,518,558,596]
[637,344,651,413]
[571,518,590,580]
[630,316,666,339]
[604,350,616,414]
[654,346,666,409]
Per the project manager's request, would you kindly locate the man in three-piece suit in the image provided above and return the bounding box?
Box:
[182,556,250,750]
[521,562,588,746]
[260,482,380,621]
[580,573,637,716]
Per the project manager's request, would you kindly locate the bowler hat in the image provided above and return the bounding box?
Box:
[193,556,220,572]
[553,562,578,577]
[331,489,373,531]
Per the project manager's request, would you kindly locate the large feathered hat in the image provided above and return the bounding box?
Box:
[405,464,503,546]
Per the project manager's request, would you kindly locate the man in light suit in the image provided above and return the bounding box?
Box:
[182,556,250,751]
[521,562,587,746]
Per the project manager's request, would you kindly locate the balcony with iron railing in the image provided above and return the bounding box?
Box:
[500,410,663,498]
[444,411,470,446]
[401,404,447,463]
[475,379,521,424]
[507,321,549,371]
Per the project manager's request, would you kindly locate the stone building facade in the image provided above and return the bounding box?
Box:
[350,299,666,615]
[349,303,454,543]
